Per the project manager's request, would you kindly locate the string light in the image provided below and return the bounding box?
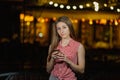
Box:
[117,8,120,12]
[93,1,99,12]
[49,1,53,5]
[72,5,77,10]
[66,5,71,9]
[104,3,107,7]
[48,1,120,13]
[79,5,83,9]
[60,4,64,9]
[86,3,91,7]
[54,3,58,7]
[110,6,114,10]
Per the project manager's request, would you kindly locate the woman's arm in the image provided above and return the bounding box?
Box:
[46,45,54,73]
[46,45,58,73]
[70,44,85,73]
[64,43,85,74]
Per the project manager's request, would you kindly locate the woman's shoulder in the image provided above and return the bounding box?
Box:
[72,39,81,45]
[71,40,85,53]
[73,39,84,48]
[78,42,85,54]
[70,39,82,49]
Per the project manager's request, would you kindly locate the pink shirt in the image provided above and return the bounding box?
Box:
[51,38,80,80]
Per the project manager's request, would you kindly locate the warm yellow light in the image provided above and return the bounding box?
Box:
[41,18,45,23]
[100,19,107,24]
[26,22,30,26]
[118,19,120,23]
[110,19,113,23]
[45,18,49,22]
[114,20,118,26]
[74,19,78,23]
[20,13,24,20]
[104,4,107,7]
[96,20,99,24]
[81,18,85,22]
[37,17,46,23]
[86,3,90,7]
[89,19,93,25]
[37,18,41,22]
[53,17,56,21]
[24,15,34,22]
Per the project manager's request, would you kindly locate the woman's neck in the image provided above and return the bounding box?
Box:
[61,37,71,46]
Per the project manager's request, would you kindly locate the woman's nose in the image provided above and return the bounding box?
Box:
[60,28,64,33]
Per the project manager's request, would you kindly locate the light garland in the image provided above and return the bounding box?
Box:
[48,1,120,12]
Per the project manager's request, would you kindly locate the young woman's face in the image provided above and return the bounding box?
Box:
[56,22,70,39]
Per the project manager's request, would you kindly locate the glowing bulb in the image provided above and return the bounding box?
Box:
[49,1,53,5]
[66,5,71,9]
[60,4,64,8]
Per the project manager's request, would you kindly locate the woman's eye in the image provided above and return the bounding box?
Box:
[63,26,66,29]
[57,27,61,30]
[63,26,67,29]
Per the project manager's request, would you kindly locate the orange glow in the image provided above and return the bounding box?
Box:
[110,19,113,23]
[37,17,45,23]
[114,20,118,26]
[89,19,93,25]
[118,19,120,23]
[20,13,24,20]
[100,19,107,25]
[41,18,45,23]
[24,15,34,22]
[37,18,41,22]
[26,22,30,26]
[53,17,56,21]
[45,18,49,22]
[74,19,78,23]
[81,18,85,22]
[96,20,99,24]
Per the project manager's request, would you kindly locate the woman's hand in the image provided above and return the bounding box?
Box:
[55,51,72,64]
[51,50,59,59]
[51,50,72,64]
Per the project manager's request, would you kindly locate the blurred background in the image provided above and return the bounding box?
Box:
[0,0,120,80]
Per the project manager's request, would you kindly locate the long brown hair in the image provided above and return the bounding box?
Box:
[50,16,76,54]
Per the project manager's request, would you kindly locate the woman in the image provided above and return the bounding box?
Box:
[46,16,85,80]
